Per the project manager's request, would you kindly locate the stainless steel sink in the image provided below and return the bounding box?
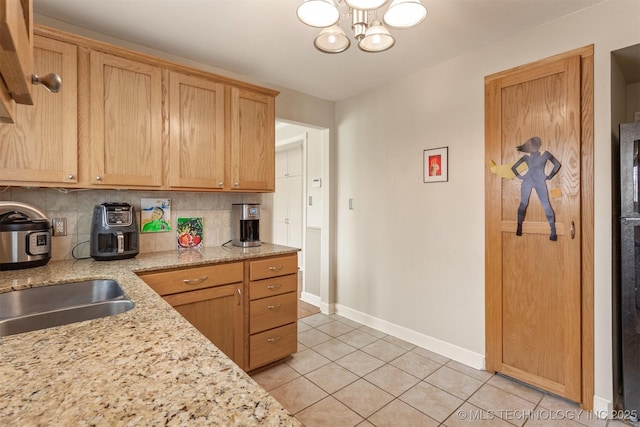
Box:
[0,279,134,337]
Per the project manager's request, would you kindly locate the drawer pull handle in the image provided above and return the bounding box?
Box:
[267,284,282,290]
[267,304,281,310]
[268,265,283,272]
[267,336,281,343]
[237,288,242,305]
[182,276,209,285]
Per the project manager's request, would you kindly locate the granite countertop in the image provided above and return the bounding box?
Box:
[0,244,302,426]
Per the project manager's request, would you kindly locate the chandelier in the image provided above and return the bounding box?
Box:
[296,0,427,53]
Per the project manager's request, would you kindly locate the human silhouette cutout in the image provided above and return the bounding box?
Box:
[511,136,561,241]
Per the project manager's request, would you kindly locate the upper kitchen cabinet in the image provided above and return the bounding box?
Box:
[0,35,77,185]
[0,0,33,123]
[0,24,279,192]
[87,51,163,188]
[230,87,276,192]
[168,71,225,190]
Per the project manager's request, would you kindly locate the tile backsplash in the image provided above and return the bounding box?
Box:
[0,188,262,261]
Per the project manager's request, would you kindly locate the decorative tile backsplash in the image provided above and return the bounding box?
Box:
[0,188,262,261]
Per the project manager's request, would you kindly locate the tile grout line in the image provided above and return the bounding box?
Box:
[256,313,607,427]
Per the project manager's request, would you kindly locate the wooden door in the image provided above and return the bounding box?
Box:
[164,283,243,365]
[0,36,77,185]
[168,71,225,190]
[485,47,593,404]
[89,51,162,187]
[229,87,275,191]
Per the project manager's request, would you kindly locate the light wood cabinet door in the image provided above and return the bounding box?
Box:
[0,0,33,123]
[0,35,77,184]
[169,71,225,190]
[229,87,275,191]
[164,283,244,365]
[88,51,163,187]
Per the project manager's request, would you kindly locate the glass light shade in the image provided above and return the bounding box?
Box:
[383,0,427,28]
[314,25,351,53]
[358,21,395,52]
[344,0,389,11]
[297,0,340,28]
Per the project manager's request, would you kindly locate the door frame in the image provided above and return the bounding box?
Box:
[484,45,594,409]
[272,121,334,314]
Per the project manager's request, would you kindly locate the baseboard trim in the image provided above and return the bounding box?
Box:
[334,303,486,370]
[300,291,320,307]
[592,396,613,419]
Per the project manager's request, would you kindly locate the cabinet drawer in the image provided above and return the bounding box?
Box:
[249,254,298,281]
[250,323,297,369]
[250,292,297,334]
[250,273,297,300]
[139,262,243,296]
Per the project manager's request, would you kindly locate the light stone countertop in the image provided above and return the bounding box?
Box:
[0,243,302,426]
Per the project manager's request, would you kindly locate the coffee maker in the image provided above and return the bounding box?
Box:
[231,203,261,247]
[90,202,139,260]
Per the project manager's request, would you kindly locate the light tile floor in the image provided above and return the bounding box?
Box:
[251,312,635,427]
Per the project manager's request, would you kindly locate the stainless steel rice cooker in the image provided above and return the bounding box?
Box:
[0,202,51,270]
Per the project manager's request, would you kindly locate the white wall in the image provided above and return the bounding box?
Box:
[334,0,640,408]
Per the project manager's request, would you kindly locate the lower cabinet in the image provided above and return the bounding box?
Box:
[138,262,244,366]
[248,254,298,371]
[138,253,299,372]
[164,284,242,362]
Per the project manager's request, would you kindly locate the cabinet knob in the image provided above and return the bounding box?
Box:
[218,181,224,187]
[95,176,102,181]
[67,174,74,180]
[31,73,62,93]
[234,182,239,187]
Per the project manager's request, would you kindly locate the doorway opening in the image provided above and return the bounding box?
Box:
[270,119,331,318]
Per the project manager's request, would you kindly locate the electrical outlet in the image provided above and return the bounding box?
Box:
[349,198,354,210]
[52,218,67,236]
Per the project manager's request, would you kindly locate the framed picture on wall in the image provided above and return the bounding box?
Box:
[140,198,171,233]
[423,147,448,183]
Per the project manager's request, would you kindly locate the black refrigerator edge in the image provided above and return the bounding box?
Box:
[619,120,640,419]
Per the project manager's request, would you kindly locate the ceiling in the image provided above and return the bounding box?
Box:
[33,0,608,102]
